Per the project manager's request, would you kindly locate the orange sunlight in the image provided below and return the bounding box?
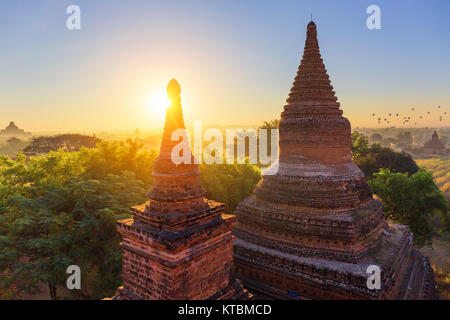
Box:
[148,91,171,119]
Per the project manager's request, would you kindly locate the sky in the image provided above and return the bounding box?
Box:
[0,0,449,132]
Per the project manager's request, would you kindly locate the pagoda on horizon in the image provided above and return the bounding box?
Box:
[0,121,31,137]
[423,130,446,155]
[112,79,247,300]
[233,21,436,300]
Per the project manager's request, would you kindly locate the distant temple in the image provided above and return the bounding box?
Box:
[111,79,247,300]
[233,21,436,299]
[0,121,31,137]
[423,130,446,155]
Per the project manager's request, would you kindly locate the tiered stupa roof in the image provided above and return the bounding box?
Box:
[287,22,339,108]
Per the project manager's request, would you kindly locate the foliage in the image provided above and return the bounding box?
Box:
[0,151,84,207]
[353,143,418,179]
[369,169,448,245]
[351,131,369,158]
[0,137,30,159]
[259,119,279,130]
[0,172,145,299]
[0,139,155,299]
[79,139,157,188]
[0,138,261,299]
[200,162,261,212]
[6,137,23,147]
[23,134,101,156]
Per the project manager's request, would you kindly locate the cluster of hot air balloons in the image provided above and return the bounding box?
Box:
[370,105,447,126]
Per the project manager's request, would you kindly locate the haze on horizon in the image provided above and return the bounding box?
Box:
[0,0,449,132]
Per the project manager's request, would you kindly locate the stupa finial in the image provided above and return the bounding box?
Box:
[167,78,181,104]
[286,20,338,107]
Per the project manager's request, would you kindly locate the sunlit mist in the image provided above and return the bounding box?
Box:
[148,91,171,119]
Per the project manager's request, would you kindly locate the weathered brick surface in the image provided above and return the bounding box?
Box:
[233,21,436,300]
[112,79,247,300]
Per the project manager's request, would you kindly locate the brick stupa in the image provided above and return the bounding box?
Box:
[233,22,436,300]
[423,130,446,155]
[113,79,247,300]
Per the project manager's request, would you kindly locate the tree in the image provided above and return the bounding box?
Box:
[6,137,22,148]
[351,131,369,158]
[259,119,279,130]
[353,144,418,179]
[0,140,155,299]
[369,169,448,245]
[79,139,157,188]
[0,139,259,299]
[258,119,279,159]
[23,134,102,156]
[0,172,145,299]
[200,162,260,212]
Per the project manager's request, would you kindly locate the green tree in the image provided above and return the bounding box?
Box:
[200,163,260,212]
[0,172,145,299]
[0,140,156,299]
[353,144,418,179]
[259,119,279,130]
[351,131,369,158]
[369,168,448,245]
[80,139,157,188]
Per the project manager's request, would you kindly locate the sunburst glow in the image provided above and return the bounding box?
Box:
[148,92,170,118]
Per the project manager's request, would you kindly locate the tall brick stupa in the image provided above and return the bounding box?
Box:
[233,21,436,300]
[113,79,247,300]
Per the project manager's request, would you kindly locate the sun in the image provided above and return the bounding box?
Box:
[148,91,170,118]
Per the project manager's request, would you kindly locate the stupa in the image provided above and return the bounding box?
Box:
[233,21,436,300]
[112,79,247,300]
[423,130,446,155]
[0,121,31,137]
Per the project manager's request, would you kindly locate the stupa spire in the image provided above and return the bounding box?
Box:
[158,79,186,156]
[112,80,248,300]
[149,79,204,204]
[286,21,338,107]
[233,21,436,300]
